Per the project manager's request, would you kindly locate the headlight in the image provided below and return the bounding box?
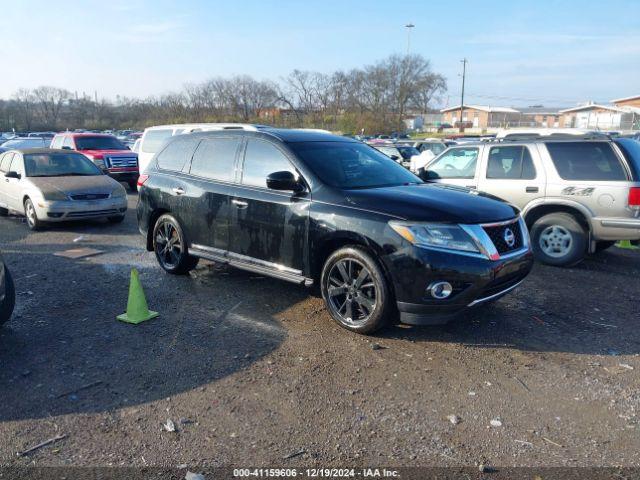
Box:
[42,190,70,201]
[111,187,126,198]
[389,221,479,253]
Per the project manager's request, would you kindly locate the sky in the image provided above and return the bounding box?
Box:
[0,0,638,108]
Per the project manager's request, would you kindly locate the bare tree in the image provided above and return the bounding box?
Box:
[32,86,71,128]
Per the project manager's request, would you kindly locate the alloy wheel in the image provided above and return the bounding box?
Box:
[539,225,573,258]
[326,258,377,327]
[25,201,36,228]
[155,220,183,268]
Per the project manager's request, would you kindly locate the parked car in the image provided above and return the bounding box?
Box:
[0,149,128,230]
[373,144,421,168]
[0,137,48,149]
[50,133,139,191]
[422,136,640,266]
[0,251,15,327]
[27,131,56,140]
[137,128,533,334]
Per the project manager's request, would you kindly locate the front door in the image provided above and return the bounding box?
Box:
[229,138,309,279]
[476,144,546,209]
[4,154,25,211]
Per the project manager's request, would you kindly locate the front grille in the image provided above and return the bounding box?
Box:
[70,193,110,200]
[105,156,138,168]
[481,270,528,298]
[67,209,118,218]
[483,219,523,254]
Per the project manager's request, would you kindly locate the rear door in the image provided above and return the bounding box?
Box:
[228,138,309,278]
[424,145,482,189]
[476,144,546,209]
[0,153,14,208]
[182,135,242,253]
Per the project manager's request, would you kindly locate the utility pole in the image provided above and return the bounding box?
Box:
[405,23,415,55]
[459,58,467,132]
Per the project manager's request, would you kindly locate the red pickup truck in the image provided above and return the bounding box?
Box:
[50,133,139,191]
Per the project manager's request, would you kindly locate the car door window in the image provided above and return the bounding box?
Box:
[241,139,295,188]
[1,153,15,172]
[157,137,199,173]
[487,146,536,180]
[9,155,23,176]
[189,137,241,181]
[428,147,479,179]
[547,142,627,181]
[62,137,74,149]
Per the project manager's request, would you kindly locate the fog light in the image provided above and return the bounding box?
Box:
[47,212,63,218]
[428,281,453,299]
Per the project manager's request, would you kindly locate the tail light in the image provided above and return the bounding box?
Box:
[137,174,149,187]
[629,187,640,208]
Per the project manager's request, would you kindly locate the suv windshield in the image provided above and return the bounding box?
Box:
[290,141,421,189]
[24,153,102,177]
[75,136,128,151]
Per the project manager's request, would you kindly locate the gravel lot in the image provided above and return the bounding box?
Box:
[1,193,640,469]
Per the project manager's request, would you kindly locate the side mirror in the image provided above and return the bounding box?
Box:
[389,155,400,161]
[266,171,303,192]
[4,171,21,179]
[420,170,439,181]
[61,146,72,150]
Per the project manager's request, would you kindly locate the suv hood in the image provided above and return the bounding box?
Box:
[80,149,137,157]
[343,183,519,224]
[29,175,120,196]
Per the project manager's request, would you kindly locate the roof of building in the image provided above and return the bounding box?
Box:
[611,94,640,104]
[440,104,519,114]
[559,104,627,114]
[518,106,563,115]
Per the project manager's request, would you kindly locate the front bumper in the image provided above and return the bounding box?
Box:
[107,169,139,184]
[386,244,534,326]
[34,197,128,221]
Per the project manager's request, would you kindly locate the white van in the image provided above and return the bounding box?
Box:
[137,123,266,174]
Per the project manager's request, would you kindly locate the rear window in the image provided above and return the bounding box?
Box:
[614,138,640,180]
[547,142,627,181]
[142,129,173,154]
[156,137,198,172]
[75,136,127,150]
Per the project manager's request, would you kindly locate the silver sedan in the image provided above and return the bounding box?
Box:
[0,148,128,230]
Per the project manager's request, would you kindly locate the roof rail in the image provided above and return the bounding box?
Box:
[189,123,269,132]
[500,132,611,142]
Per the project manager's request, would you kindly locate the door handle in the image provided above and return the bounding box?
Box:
[171,186,185,195]
[232,199,248,208]
[526,186,539,193]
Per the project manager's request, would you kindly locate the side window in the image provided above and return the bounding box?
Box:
[9,155,23,175]
[427,148,479,179]
[189,137,241,181]
[547,142,627,181]
[50,136,63,149]
[241,139,295,188]
[487,146,536,180]
[1,153,15,172]
[62,137,74,149]
[156,137,199,172]
[142,129,173,154]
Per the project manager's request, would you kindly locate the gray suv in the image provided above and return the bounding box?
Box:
[423,136,640,266]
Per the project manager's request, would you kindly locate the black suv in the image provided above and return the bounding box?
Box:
[137,129,533,334]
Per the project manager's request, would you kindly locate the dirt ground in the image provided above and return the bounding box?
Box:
[1,193,640,469]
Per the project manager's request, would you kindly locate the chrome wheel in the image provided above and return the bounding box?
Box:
[326,258,377,327]
[155,220,183,268]
[539,225,572,258]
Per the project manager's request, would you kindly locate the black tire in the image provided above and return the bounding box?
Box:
[594,240,616,253]
[0,206,8,216]
[152,213,199,274]
[320,246,393,334]
[24,198,44,231]
[0,263,15,326]
[531,212,587,267]
[107,215,125,224]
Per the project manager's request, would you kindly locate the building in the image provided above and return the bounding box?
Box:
[517,107,565,128]
[440,105,520,129]
[559,102,639,130]
[612,95,640,109]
